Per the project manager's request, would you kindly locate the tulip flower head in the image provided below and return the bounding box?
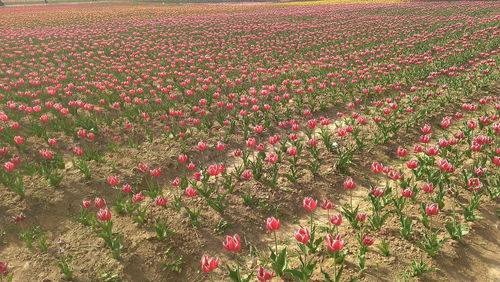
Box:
[82,200,91,209]
[425,203,439,216]
[407,159,418,169]
[201,255,219,273]
[361,233,375,246]
[321,198,337,210]
[329,214,342,226]
[422,183,434,193]
[107,176,118,186]
[397,147,407,157]
[303,197,317,211]
[344,177,356,190]
[94,197,106,208]
[326,233,345,252]
[266,217,280,232]
[185,186,197,197]
[97,207,111,221]
[155,195,167,207]
[257,266,274,281]
[295,228,310,244]
[0,262,8,277]
[401,187,415,198]
[222,234,241,252]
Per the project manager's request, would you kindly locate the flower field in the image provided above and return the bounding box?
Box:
[0,1,499,281]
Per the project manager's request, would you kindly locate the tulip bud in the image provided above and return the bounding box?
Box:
[266,217,280,232]
[295,228,310,244]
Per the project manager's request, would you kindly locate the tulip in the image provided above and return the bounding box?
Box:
[197,141,207,151]
[303,197,317,211]
[10,157,20,165]
[344,177,356,190]
[438,138,449,148]
[326,233,345,252]
[97,207,111,221]
[155,195,167,207]
[295,228,310,244]
[242,169,252,179]
[467,120,478,129]
[397,147,407,157]
[246,138,256,147]
[438,159,451,171]
[94,197,106,208]
[107,176,118,186]
[361,233,375,246]
[474,167,487,176]
[200,255,219,273]
[82,200,91,209]
[193,172,202,181]
[122,184,132,193]
[257,265,275,281]
[426,203,439,216]
[422,183,434,193]
[344,177,356,207]
[371,162,383,173]
[215,141,226,151]
[0,262,8,276]
[223,234,241,252]
[132,192,144,203]
[406,159,418,169]
[207,165,219,176]
[267,216,280,253]
[12,135,25,145]
[234,149,243,157]
[371,186,386,197]
[441,117,452,128]
[421,124,432,134]
[3,161,15,171]
[150,168,161,177]
[187,162,196,170]
[138,163,149,173]
[426,146,439,156]
[185,186,197,197]
[178,154,187,163]
[257,143,265,152]
[401,188,415,198]
[266,217,280,232]
[467,178,482,191]
[330,214,342,226]
[267,153,278,163]
[337,128,346,136]
[170,177,181,187]
[494,156,500,166]
[12,213,25,223]
[356,213,366,222]
[321,198,337,210]
[414,144,423,153]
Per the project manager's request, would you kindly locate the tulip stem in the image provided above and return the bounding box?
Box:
[333,251,337,280]
[350,190,353,208]
[310,210,314,233]
[328,210,332,232]
[452,196,456,223]
[274,231,278,254]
